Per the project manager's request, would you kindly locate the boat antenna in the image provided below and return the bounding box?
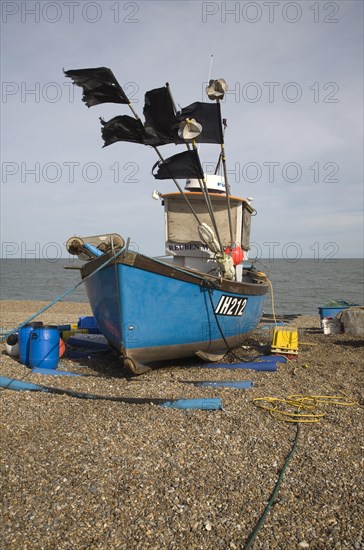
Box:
[208,54,214,84]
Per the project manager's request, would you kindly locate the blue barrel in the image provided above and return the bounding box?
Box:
[19,322,43,365]
[29,326,60,370]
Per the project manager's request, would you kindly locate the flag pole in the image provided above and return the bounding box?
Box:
[126,102,140,120]
[165,82,177,114]
[214,117,226,175]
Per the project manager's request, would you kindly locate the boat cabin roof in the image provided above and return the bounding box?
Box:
[161,192,254,213]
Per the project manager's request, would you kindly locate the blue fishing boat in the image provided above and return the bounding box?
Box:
[64,67,269,373]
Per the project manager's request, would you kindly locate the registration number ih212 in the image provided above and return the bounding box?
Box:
[214,295,248,316]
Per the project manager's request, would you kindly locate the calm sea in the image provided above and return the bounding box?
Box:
[0,258,363,316]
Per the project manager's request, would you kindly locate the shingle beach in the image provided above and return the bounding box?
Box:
[0,301,363,549]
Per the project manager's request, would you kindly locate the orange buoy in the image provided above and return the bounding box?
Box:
[224,244,244,266]
[59,338,66,358]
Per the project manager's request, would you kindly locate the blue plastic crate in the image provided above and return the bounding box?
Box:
[318,306,349,319]
[77,316,101,333]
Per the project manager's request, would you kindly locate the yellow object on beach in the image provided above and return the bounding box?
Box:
[61,328,89,342]
[271,328,298,356]
[253,394,358,423]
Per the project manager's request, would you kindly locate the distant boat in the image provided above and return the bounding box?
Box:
[64,67,269,374]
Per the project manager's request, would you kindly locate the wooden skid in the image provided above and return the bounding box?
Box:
[271,346,298,356]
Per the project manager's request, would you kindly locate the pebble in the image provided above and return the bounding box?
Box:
[0,303,363,549]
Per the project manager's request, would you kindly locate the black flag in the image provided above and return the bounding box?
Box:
[100,116,146,147]
[152,149,204,180]
[174,102,224,144]
[143,87,176,146]
[64,67,129,107]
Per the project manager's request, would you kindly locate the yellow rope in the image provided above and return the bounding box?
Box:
[267,278,277,325]
[253,394,358,423]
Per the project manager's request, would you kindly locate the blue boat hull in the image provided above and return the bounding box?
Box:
[82,252,268,373]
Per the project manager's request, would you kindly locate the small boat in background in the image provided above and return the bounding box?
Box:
[64,67,269,373]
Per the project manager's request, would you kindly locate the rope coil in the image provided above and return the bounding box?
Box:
[253,394,358,423]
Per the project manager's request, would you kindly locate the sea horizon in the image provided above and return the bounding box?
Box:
[1,258,363,316]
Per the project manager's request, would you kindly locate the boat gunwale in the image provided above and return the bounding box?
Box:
[81,250,269,296]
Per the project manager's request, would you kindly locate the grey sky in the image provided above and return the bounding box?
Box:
[1,0,363,260]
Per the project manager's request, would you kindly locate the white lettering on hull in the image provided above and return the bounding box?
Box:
[214,295,248,316]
